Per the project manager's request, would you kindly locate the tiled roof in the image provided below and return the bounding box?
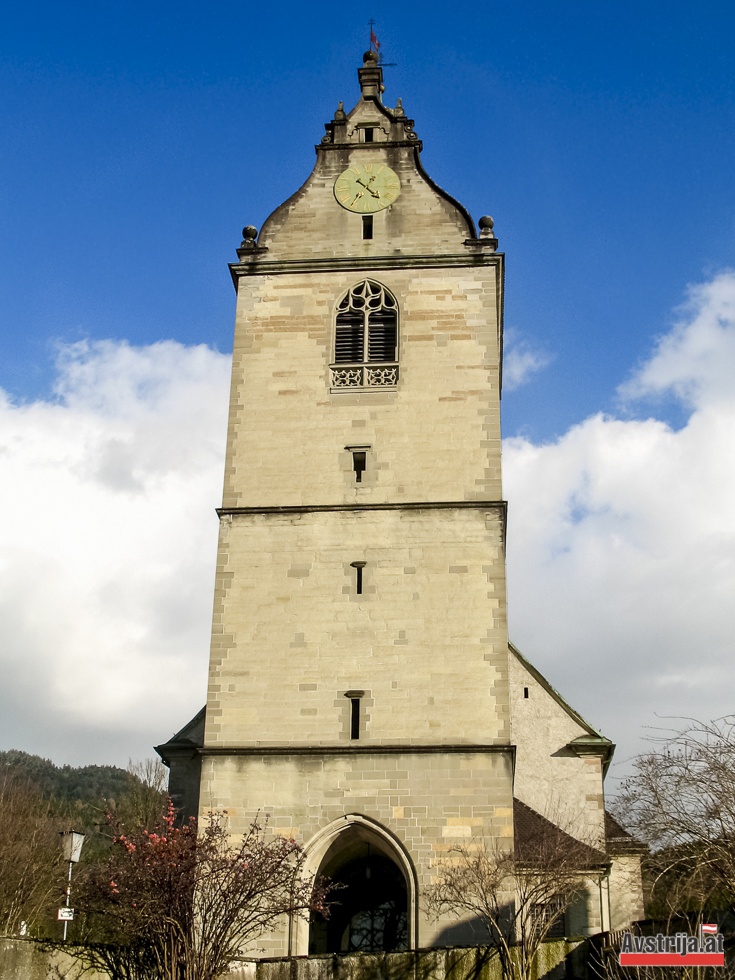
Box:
[513,798,607,868]
[605,810,647,854]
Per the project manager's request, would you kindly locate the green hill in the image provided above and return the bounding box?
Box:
[0,749,135,805]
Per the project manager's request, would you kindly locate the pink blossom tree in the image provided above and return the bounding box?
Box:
[71,803,327,980]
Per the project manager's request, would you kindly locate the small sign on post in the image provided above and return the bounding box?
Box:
[57,907,74,921]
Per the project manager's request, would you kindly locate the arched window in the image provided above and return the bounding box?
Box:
[330,280,399,388]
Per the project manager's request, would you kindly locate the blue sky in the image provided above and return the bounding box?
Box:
[1,2,734,776]
[4,1,734,434]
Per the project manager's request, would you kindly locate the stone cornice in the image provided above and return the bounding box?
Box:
[217,500,507,518]
[230,249,504,283]
[199,743,515,758]
[316,139,424,153]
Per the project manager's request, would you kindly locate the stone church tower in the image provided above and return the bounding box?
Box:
[158,50,643,956]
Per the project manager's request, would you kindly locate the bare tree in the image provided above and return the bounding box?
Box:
[429,802,606,980]
[113,758,168,832]
[0,767,63,936]
[67,801,328,980]
[613,716,735,931]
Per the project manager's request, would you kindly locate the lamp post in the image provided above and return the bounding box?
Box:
[59,830,85,940]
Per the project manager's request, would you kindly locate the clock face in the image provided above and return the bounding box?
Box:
[334,163,401,213]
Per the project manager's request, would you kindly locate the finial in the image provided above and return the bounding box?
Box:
[334,101,346,121]
[394,98,404,117]
[479,216,495,238]
[358,47,384,100]
[241,225,258,247]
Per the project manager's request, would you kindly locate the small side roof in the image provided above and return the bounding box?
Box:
[510,641,615,773]
[514,798,608,868]
[605,811,647,855]
[154,706,205,765]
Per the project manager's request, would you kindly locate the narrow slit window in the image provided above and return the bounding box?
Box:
[350,560,366,595]
[524,687,529,699]
[345,690,365,740]
[353,451,366,482]
[364,127,374,143]
[350,698,360,739]
[362,215,373,240]
[345,445,370,484]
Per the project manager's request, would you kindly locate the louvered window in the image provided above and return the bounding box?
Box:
[331,280,399,388]
[335,310,364,363]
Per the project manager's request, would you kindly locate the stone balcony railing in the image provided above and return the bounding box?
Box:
[330,363,399,389]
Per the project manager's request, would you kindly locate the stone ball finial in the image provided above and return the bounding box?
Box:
[241,225,258,246]
[363,49,379,64]
[479,216,496,239]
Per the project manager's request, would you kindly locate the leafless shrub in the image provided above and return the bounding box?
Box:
[429,807,605,980]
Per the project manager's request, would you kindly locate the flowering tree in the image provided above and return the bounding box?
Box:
[71,803,327,980]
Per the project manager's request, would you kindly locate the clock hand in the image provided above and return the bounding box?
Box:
[356,178,380,198]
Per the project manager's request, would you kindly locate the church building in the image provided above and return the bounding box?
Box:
[157,50,643,956]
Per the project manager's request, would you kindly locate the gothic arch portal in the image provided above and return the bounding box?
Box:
[291,814,418,956]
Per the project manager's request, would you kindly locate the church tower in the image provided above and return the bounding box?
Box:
[156,49,646,955]
[197,49,513,953]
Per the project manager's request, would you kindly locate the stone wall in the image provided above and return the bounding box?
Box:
[228,941,588,980]
[0,938,107,980]
[204,507,510,749]
[0,938,586,980]
[509,649,607,851]
[200,750,514,954]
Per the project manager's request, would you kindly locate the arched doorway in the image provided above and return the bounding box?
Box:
[307,818,412,954]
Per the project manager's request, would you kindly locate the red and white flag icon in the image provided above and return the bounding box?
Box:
[701,924,718,935]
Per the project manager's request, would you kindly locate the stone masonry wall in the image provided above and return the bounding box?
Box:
[509,653,607,850]
[205,507,509,749]
[222,264,502,510]
[199,750,514,955]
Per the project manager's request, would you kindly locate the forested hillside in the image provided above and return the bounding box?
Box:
[0,749,137,805]
[0,751,167,937]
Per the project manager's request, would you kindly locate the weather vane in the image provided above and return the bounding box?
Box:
[368,20,397,67]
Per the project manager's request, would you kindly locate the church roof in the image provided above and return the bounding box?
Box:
[510,641,614,772]
[605,810,647,855]
[513,798,608,868]
[154,706,205,765]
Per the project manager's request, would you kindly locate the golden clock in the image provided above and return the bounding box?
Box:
[334,163,401,213]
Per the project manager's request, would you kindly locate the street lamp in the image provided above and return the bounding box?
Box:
[59,830,85,940]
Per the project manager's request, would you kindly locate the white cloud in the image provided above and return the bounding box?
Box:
[504,271,735,780]
[503,330,551,391]
[621,271,735,409]
[0,340,231,766]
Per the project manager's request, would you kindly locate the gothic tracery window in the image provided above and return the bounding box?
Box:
[330,280,398,388]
